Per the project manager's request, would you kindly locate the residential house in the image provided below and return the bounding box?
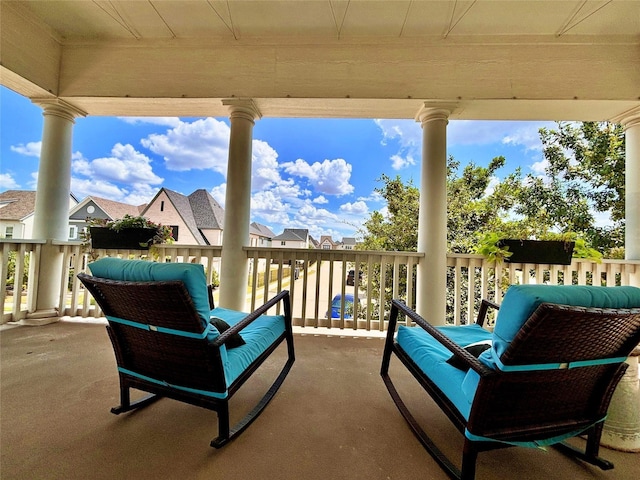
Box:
[272,228,310,249]
[338,237,357,250]
[250,222,275,247]
[1,190,78,240]
[318,235,338,250]
[69,196,144,241]
[141,188,225,246]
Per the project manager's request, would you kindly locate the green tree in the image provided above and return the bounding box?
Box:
[529,121,626,255]
[359,173,419,252]
[357,121,626,319]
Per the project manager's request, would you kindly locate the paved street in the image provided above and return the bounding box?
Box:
[214,261,366,324]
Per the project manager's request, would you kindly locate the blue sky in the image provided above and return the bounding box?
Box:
[0,85,554,240]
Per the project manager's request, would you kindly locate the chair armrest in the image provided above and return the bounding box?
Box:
[213,290,291,347]
[390,299,494,377]
[476,299,499,327]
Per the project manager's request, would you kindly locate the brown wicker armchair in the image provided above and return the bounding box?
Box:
[78,257,295,448]
[381,285,640,480]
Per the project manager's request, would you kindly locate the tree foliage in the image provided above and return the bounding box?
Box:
[359,121,625,257]
[356,121,626,319]
[529,121,626,251]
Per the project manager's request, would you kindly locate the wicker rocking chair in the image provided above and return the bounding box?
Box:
[78,257,295,448]
[381,285,640,480]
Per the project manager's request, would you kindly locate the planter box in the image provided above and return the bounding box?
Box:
[498,239,575,265]
[89,227,157,250]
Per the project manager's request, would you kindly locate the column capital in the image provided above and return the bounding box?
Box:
[611,106,640,130]
[415,103,453,124]
[31,98,87,122]
[222,98,262,122]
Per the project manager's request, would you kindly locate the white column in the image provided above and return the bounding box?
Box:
[622,111,640,263]
[416,107,450,326]
[218,99,261,311]
[601,109,640,451]
[27,99,86,325]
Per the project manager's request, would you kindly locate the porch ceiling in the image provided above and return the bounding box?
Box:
[1,1,639,121]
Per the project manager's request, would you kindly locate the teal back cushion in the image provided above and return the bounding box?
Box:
[491,284,640,358]
[88,257,211,328]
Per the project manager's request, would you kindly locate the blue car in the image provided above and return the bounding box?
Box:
[327,293,357,319]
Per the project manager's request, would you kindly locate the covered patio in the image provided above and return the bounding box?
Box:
[2,319,639,480]
[1,2,640,478]
[1,0,639,326]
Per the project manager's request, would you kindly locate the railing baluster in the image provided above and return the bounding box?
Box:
[3,242,640,330]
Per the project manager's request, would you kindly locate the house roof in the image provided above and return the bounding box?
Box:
[319,235,337,246]
[87,196,144,220]
[273,228,309,242]
[189,189,224,230]
[342,237,357,246]
[0,190,78,221]
[146,188,205,245]
[250,222,275,239]
[142,188,225,245]
[0,190,36,221]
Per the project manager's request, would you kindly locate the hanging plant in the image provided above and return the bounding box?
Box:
[82,215,174,258]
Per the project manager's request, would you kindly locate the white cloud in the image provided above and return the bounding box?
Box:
[73,143,163,185]
[251,190,290,225]
[485,175,501,196]
[118,117,182,127]
[374,119,421,170]
[375,119,421,150]
[70,178,158,206]
[251,140,282,191]
[141,117,230,172]
[0,173,19,189]
[210,184,226,206]
[10,141,41,157]
[296,202,337,223]
[281,158,354,196]
[358,190,384,203]
[313,195,328,204]
[339,200,368,215]
[449,120,554,150]
[71,178,128,202]
[530,159,548,175]
[390,153,416,170]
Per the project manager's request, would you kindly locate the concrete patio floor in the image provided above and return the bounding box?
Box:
[2,320,639,480]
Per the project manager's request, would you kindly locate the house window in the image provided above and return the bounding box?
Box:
[281,241,286,246]
[323,244,330,249]
[5,226,13,239]
[160,201,164,212]
[69,225,78,240]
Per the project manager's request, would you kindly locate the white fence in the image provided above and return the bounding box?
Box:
[2,241,639,330]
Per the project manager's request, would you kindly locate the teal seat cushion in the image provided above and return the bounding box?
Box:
[490,285,640,361]
[88,258,212,329]
[212,306,286,387]
[396,324,492,420]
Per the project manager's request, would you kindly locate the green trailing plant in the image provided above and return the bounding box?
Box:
[474,232,513,264]
[82,214,174,260]
[475,231,601,264]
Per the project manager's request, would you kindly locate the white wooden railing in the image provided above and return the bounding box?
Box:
[2,241,640,329]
